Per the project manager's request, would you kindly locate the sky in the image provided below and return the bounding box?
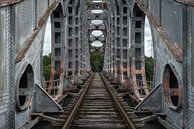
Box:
[144,17,154,57]
[43,17,51,55]
[43,17,153,57]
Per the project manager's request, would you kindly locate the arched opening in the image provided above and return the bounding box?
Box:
[163,64,180,108]
[91,30,103,37]
[91,40,104,48]
[91,9,104,14]
[91,20,103,25]
[92,0,104,3]
[17,65,34,110]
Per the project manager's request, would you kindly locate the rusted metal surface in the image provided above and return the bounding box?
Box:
[62,74,94,129]
[100,73,137,129]
[61,73,146,129]
[175,0,194,5]
[15,0,60,63]
[0,0,23,6]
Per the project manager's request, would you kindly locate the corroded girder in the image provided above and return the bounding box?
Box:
[0,0,23,6]
[175,0,194,5]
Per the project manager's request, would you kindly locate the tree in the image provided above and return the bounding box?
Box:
[43,54,51,81]
[145,56,154,82]
[90,51,104,72]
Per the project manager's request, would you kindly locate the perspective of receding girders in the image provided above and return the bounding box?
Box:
[0,0,194,129]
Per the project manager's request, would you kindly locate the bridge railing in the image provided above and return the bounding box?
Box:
[136,79,153,96]
[43,79,60,96]
[123,75,153,89]
[136,79,152,87]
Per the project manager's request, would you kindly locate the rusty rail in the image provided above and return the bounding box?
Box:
[62,74,94,129]
[100,73,137,129]
[61,73,138,129]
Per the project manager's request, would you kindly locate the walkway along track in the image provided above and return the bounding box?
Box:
[62,73,146,129]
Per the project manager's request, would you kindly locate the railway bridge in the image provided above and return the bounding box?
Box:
[0,0,194,129]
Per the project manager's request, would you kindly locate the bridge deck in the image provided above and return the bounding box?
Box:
[59,73,146,129]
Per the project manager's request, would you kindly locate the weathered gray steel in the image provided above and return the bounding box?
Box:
[0,0,62,129]
[0,0,194,129]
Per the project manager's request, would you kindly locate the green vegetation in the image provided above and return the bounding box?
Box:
[43,54,51,81]
[42,53,154,83]
[145,56,154,82]
[90,51,104,72]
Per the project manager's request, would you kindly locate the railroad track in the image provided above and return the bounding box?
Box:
[61,73,146,129]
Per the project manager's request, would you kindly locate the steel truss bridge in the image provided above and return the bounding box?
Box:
[0,0,194,129]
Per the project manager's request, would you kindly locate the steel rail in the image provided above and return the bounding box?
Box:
[100,73,137,129]
[62,74,94,129]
